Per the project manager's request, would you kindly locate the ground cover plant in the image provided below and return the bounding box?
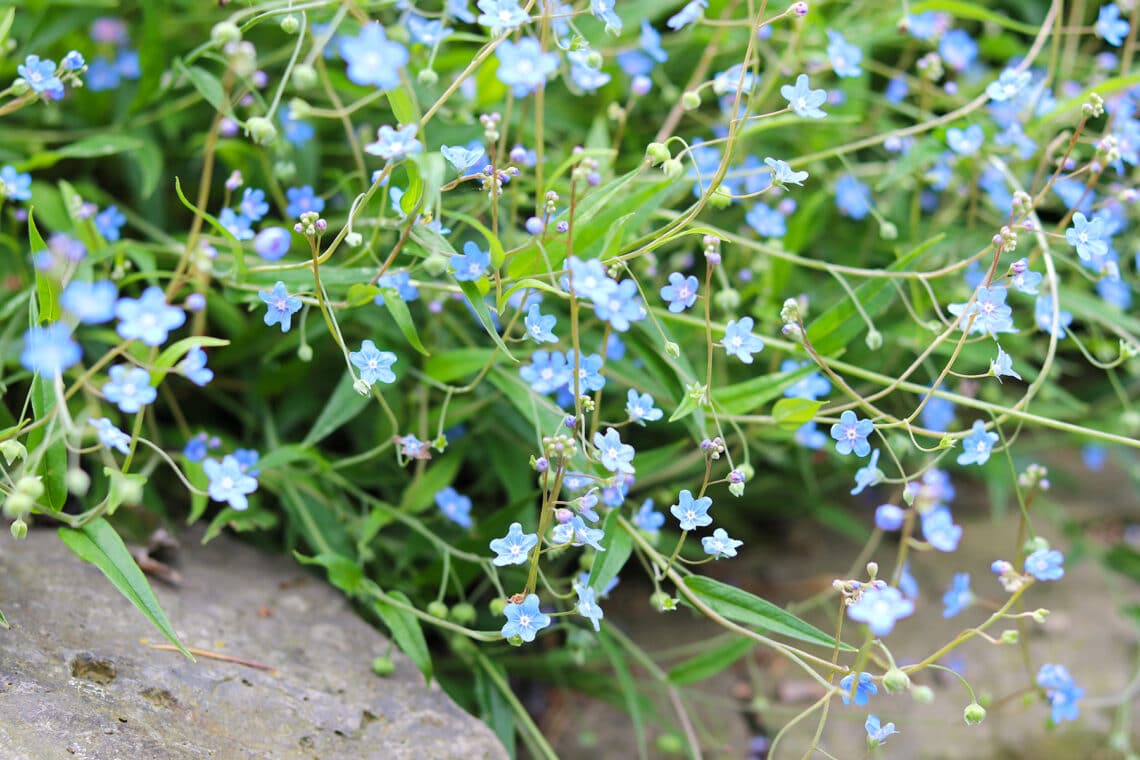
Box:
[2,0,1140,756]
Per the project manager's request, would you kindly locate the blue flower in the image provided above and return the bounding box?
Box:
[435,486,473,528]
[851,449,883,495]
[279,105,315,146]
[938,29,977,71]
[500,593,550,643]
[942,573,973,618]
[575,585,604,631]
[723,317,764,363]
[20,323,82,376]
[217,208,254,241]
[590,0,622,32]
[524,303,558,343]
[365,124,422,162]
[782,360,831,401]
[830,410,874,457]
[397,434,430,459]
[1036,664,1083,723]
[712,63,756,95]
[116,49,139,79]
[795,421,828,450]
[847,585,914,636]
[986,68,1031,102]
[61,279,118,324]
[203,454,258,511]
[640,19,667,63]
[520,350,570,394]
[285,185,325,219]
[182,433,213,463]
[259,281,303,332]
[451,240,491,282]
[254,227,292,262]
[102,365,156,413]
[835,174,871,219]
[746,204,786,238]
[921,505,962,552]
[920,385,955,432]
[566,350,606,392]
[233,449,261,477]
[1009,258,1042,294]
[781,73,827,119]
[86,57,120,91]
[1024,547,1064,581]
[441,144,486,174]
[1034,294,1073,338]
[626,389,663,423]
[1065,212,1108,262]
[670,489,713,531]
[826,30,862,78]
[667,0,708,30]
[90,417,131,454]
[957,420,998,466]
[339,23,408,89]
[568,48,612,92]
[1096,4,1130,46]
[839,672,877,706]
[18,55,62,95]
[885,77,909,103]
[448,0,476,23]
[477,0,529,34]
[765,157,808,187]
[0,165,32,201]
[594,427,635,473]
[591,279,645,332]
[489,522,538,565]
[633,499,665,533]
[350,339,398,385]
[899,562,920,600]
[239,188,269,222]
[375,271,420,305]
[551,515,606,550]
[565,256,617,301]
[875,504,905,531]
[406,14,453,45]
[178,346,214,386]
[701,527,742,559]
[990,347,1022,382]
[948,286,1017,337]
[93,206,126,241]
[496,37,558,97]
[115,286,186,346]
[865,715,898,746]
[946,124,984,156]
[62,50,85,71]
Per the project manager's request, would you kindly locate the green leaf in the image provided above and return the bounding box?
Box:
[174,59,231,115]
[400,455,463,514]
[302,372,368,447]
[424,348,495,383]
[1104,544,1140,584]
[387,86,420,126]
[448,211,506,269]
[0,605,8,629]
[28,210,60,323]
[668,393,702,423]
[55,134,146,160]
[380,291,430,356]
[772,397,823,431]
[154,336,231,373]
[294,551,364,595]
[712,367,812,416]
[684,576,853,651]
[399,160,423,215]
[58,519,193,659]
[667,636,755,686]
[346,283,381,307]
[458,281,516,361]
[589,511,632,595]
[909,0,1043,35]
[28,375,66,511]
[373,590,433,685]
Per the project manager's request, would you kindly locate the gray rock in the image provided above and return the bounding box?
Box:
[0,528,508,760]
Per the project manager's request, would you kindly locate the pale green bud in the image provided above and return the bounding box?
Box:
[245,116,278,146]
[646,142,671,165]
[211,21,242,46]
[963,702,986,725]
[662,158,684,179]
[292,63,318,90]
[280,14,300,34]
[680,91,702,110]
[0,440,27,465]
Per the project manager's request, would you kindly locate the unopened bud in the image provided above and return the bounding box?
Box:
[963,702,986,725]
[662,158,684,179]
[426,601,449,619]
[883,667,910,693]
[10,518,28,540]
[0,440,26,465]
[280,14,299,34]
[211,21,241,46]
[680,91,701,110]
[912,685,935,704]
[371,656,395,676]
[245,116,277,146]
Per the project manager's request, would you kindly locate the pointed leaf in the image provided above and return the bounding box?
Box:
[589,510,632,595]
[772,397,823,431]
[667,636,755,686]
[373,590,433,685]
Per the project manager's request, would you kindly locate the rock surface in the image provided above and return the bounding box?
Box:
[0,528,508,760]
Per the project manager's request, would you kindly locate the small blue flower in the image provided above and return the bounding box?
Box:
[259,281,303,332]
[500,593,550,643]
[839,672,877,706]
[1034,294,1073,338]
[552,516,606,550]
[722,317,765,363]
[990,347,1022,382]
[1024,547,1065,581]
[594,427,635,474]
[851,449,883,495]
[217,208,254,241]
[712,64,756,95]
[285,185,325,219]
[633,499,665,533]
[660,272,699,313]
[782,360,831,401]
[566,350,606,392]
[847,585,914,636]
[524,303,558,343]
[86,57,120,91]
[279,105,314,146]
[115,286,186,346]
[365,124,422,162]
[826,30,862,78]
[1083,444,1107,471]
[830,410,874,457]
[375,271,419,305]
[254,226,292,261]
[745,204,786,238]
[61,279,118,324]
[18,55,62,96]
[1065,212,1108,262]
[640,19,667,63]
[350,339,398,385]
[0,165,32,201]
[946,124,985,156]
[519,350,570,394]
[62,50,85,71]
[781,74,827,119]
[1009,258,1042,294]
[942,572,973,618]
[339,23,408,89]
[451,241,490,282]
[835,174,872,219]
[670,489,713,531]
[626,389,663,423]
[435,486,473,528]
[957,420,998,466]
[590,0,622,32]
[116,49,139,79]
[1096,4,1130,46]
[239,188,269,222]
[203,454,258,511]
[921,505,962,552]
[701,528,742,559]
[865,715,898,746]
[920,385,955,433]
[406,14,453,45]
[565,256,617,301]
[575,585,604,631]
[441,144,486,174]
[183,432,213,463]
[875,504,905,531]
[948,286,1017,337]
[1037,664,1083,723]
[178,346,214,386]
[591,279,645,333]
[90,417,131,454]
[477,0,529,34]
[986,68,1031,102]
[495,37,559,97]
[938,29,977,71]
[899,562,920,600]
[490,522,538,566]
[795,421,828,450]
[765,157,809,187]
[667,0,708,30]
[449,0,476,23]
[102,365,156,413]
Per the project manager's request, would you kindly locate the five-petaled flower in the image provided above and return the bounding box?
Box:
[489,522,538,566]
[259,281,303,332]
[957,420,998,466]
[847,585,914,635]
[500,593,550,643]
[670,489,713,530]
[350,340,398,386]
[203,454,259,511]
[830,410,874,457]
